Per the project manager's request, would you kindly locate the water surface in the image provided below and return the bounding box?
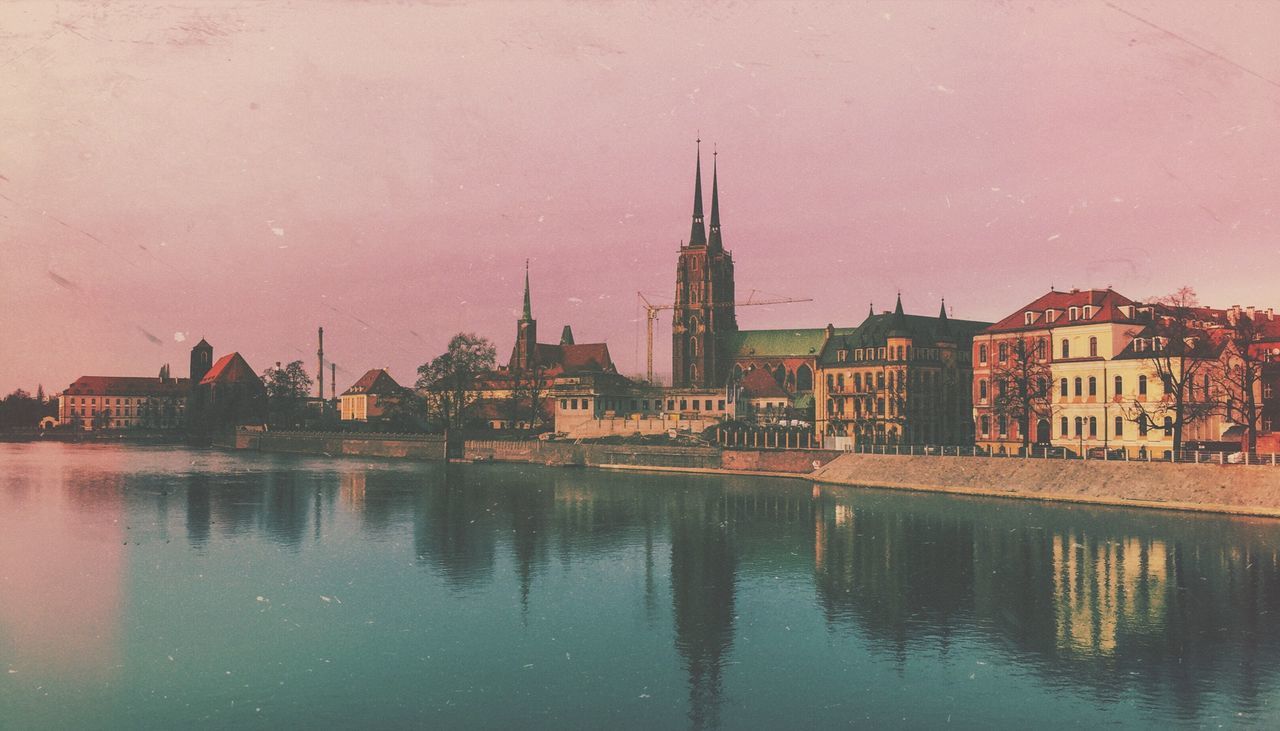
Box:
[2,443,1278,728]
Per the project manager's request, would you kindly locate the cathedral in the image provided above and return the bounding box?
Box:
[672,141,738,388]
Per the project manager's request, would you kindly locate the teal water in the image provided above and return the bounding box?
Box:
[1,443,1278,729]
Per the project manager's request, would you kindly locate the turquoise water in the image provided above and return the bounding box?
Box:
[1,442,1278,729]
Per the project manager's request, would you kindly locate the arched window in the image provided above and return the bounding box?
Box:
[999,342,1009,362]
[854,373,862,391]
[1060,417,1069,436]
[1114,375,1123,396]
[1163,416,1173,436]
[1089,337,1098,357]
[1115,416,1124,436]
[773,365,786,387]
[1074,417,1083,437]
[836,373,845,390]
[1037,337,1047,360]
[1088,416,1097,437]
[1060,378,1068,397]
[980,415,990,435]
[1138,375,1148,396]
[796,364,813,391]
[689,337,698,357]
[978,344,988,364]
[1074,377,1083,397]
[1088,377,1097,397]
[998,415,1008,436]
[732,364,744,381]
[1062,339,1070,359]
[979,379,988,400]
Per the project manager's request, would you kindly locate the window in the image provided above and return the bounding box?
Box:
[1069,307,1079,321]
[998,342,1008,362]
[877,372,885,389]
[1062,339,1070,359]
[1074,417,1083,437]
[1037,338,1047,360]
[1163,416,1173,437]
[838,350,847,362]
[1088,377,1097,397]
[583,399,591,410]
[1139,419,1148,436]
[826,374,834,390]
[1139,375,1148,396]
[854,373,862,391]
[692,400,700,410]
[1061,417,1069,436]
[1202,374,1210,400]
[1089,337,1098,357]
[571,399,579,410]
[718,400,725,410]
[978,344,988,364]
[1115,375,1123,396]
[1265,383,1275,399]
[689,337,698,356]
[837,374,845,390]
[1074,377,1083,397]
[1089,417,1097,437]
[1115,416,1124,436]
[1024,312,1035,325]
[980,415,990,435]
[680,399,687,410]
[667,399,675,410]
[997,380,1006,398]
[978,379,988,401]
[1060,378,1068,397]
[897,346,904,360]
[878,347,886,360]
[998,416,1008,437]
[705,399,712,410]
[1083,306,1093,319]
[856,349,864,360]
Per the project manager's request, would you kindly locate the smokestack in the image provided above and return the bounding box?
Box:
[317,327,325,400]
[331,363,336,400]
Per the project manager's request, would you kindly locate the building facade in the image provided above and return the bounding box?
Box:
[340,368,406,422]
[814,296,987,445]
[58,366,189,430]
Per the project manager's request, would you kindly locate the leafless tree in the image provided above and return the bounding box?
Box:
[1124,287,1218,455]
[1214,310,1267,452]
[989,336,1054,450]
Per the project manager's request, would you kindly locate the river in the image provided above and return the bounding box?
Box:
[1,442,1278,729]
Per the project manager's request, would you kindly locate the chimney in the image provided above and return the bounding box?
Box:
[1246,305,1256,321]
[1268,308,1275,321]
[331,363,336,400]
[317,327,325,400]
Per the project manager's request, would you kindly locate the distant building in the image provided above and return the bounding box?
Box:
[736,367,793,424]
[340,369,406,422]
[814,296,988,445]
[57,365,188,430]
[187,341,267,433]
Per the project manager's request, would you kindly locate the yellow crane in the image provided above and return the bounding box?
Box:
[637,290,814,383]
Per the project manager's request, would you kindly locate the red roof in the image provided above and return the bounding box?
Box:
[200,352,261,386]
[524,341,615,376]
[64,376,189,397]
[984,289,1140,333]
[739,368,789,399]
[342,368,403,396]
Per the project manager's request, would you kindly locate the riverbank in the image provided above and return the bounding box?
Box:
[224,431,1280,518]
[811,453,1280,518]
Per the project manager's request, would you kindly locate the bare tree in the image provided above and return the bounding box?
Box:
[989,336,1054,451]
[1124,287,1218,455]
[505,361,550,432]
[1214,310,1267,452]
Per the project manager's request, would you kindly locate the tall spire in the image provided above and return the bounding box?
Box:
[707,146,722,250]
[868,302,875,318]
[688,138,707,247]
[938,298,948,321]
[522,259,532,321]
[894,292,904,317]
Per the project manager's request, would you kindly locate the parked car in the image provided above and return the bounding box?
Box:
[1086,447,1127,460]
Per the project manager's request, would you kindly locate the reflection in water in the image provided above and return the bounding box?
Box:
[4,443,1280,729]
[813,489,1280,719]
[670,491,736,730]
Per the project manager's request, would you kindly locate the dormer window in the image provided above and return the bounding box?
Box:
[837,349,848,362]
[1046,309,1057,322]
[1024,312,1035,325]
[1069,306,1079,321]
[1083,305,1093,319]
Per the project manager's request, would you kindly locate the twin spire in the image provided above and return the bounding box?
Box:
[687,138,722,251]
[521,259,532,321]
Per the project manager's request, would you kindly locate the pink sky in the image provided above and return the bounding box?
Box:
[2,1,1278,394]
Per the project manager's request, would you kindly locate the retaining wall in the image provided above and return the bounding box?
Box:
[464,439,721,469]
[813,453,1280,514]
[721,449,842,474]
[237,431,447,461]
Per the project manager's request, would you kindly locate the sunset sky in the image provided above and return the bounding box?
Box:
[2,1,1278,394]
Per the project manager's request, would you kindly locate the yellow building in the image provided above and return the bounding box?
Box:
[339,369,405,422]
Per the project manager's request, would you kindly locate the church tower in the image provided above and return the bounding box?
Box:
[672,141,737,387]
[510,261,538,370]
[190,338,213,384]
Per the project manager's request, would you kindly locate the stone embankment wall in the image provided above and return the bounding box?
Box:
[812,453,1280,514]
[463,439,722,469]
[720,449,842,473]
[235,431,447,461]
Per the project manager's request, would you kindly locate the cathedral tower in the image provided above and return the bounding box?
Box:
[510,261,538,371]
[672,141,737,387]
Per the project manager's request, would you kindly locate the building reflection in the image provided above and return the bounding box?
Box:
[812,487,1280,716]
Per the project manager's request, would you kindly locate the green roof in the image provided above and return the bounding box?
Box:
[721,327,856,359]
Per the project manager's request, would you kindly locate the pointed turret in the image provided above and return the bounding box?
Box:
[868,302,875,319]
[707,148,722,251]
[560,325,575,345]
[894,293,904,317]
[936,298,954,340]
[888,292,909,337]
[688,139,707,247]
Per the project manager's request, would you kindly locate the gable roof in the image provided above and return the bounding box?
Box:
[721,327,855,359]
[818,312,989,367]
[985,288,1141,333]
[739,368,790,399]
[524,340,615,376]
[200,352,261,386]
[64,375,189,397]
[342,368,403,397]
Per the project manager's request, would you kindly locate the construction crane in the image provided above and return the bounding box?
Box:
[637,290,814,383]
